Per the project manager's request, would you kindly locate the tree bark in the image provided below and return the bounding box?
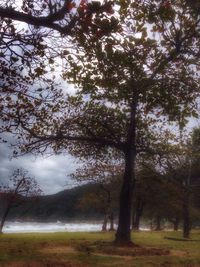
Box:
[115,149,135,244]
[150,218,153,230]
[132,197,144,230]
[155,214,162,231]
[0,204,11,234]
[173,216,179,231]
[109,212,115,231]
[102,216,108,231]
[183,195,190,238]
[115,100,137,245]
[183,161,191,239]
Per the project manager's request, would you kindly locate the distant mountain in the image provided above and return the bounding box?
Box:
[6,183,104,222]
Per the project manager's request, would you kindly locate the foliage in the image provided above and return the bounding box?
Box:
[0,0,116,74]
[0,0,116,143]
[72,160,123,229]
[0,168,42,199]
[133,162,183,226]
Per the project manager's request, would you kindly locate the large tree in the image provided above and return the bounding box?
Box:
[61,0,200,243]
[1,1,200,244]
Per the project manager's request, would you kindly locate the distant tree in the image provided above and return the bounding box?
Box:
[158,129,200,238]
[1,1,200,244]
[132,159,183,231]
[72,161,122,231]
[187,129,200,232]
[0,168,42,233]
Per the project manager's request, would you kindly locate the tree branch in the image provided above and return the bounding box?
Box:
[0,2,77,35]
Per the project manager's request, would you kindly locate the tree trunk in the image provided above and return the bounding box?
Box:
[109,212,115,231]
[150,218,153,230]
[132,198,144,230]
[183,195,190,238]
[115,150,135,244]
[183,162,191,239]
[0,204,10,234]
[102,216,108,231]
[173,216,179,231]
[115,100,137,245]
[155,214,162,231]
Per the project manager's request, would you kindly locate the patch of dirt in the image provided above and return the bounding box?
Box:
[1,261,89,267]
[99,246,170,257]
[164,237,200,242]
[74,241,170,257]
[1,262,44,267]
[170,250,187,257]
[41,246,75,255]
[94,252,133,260]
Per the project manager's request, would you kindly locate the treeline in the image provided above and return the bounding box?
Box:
[0,184,103,222]
[1,172,199,236]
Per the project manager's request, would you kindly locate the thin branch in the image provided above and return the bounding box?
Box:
[0,2,77,35]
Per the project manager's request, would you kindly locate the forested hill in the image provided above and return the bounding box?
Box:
[7,184,104,222]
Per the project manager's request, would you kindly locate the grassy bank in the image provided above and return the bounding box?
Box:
[0,230,200,266]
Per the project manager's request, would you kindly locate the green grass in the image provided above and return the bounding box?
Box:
[0,231,200,266]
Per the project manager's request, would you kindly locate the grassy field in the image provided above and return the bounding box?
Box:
[0,230,200,266]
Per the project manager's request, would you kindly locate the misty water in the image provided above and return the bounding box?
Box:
[3,221,150,233]
[3,221,105,233]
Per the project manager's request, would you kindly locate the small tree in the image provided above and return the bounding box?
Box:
[132,158,183,231]
[0,168,42,233]
[72,161,122,231]
[157,129,200,238]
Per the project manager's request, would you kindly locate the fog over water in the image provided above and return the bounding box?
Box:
[3,221,150,233]
[3,221,104,233]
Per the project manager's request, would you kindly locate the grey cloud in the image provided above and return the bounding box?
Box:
[0,141,79,195]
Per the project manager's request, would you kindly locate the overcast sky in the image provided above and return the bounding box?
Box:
[0,140,80,195]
